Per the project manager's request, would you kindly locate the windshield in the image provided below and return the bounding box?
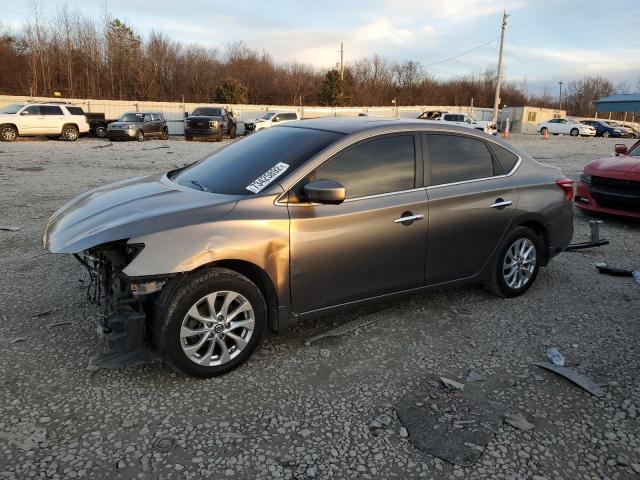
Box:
[171,127,343,195]
[2,103,25,114]
[192,108,221,116]
[629,142,640,157]
[261,112,276,120]
[119,113,144,122]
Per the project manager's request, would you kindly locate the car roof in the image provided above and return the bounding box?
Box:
[282,117,473,135]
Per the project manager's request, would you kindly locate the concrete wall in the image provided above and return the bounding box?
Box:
[0,95,498,135]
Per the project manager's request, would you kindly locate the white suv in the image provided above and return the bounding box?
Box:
[0,102,90,142]
[419,111,498,135]
[244,111,299,134]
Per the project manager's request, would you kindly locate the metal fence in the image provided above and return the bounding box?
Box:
[0,94,496,135]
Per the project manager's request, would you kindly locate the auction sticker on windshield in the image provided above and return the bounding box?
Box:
[246,162,290,193]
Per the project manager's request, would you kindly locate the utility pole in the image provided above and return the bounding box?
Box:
[339,42,344,81]
[492,11,508,124]
[558,81,563,110]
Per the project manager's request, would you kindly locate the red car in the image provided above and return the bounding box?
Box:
[575,140,640,219]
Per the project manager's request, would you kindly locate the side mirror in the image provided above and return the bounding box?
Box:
[303,179,346,205]
[184,112,189,118]
[271,117,279,123]
[614,144,628,155]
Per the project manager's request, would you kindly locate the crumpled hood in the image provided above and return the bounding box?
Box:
[44,173,240,253]
[585,156,640,174]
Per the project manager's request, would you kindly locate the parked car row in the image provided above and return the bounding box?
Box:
[417,110,498,135]
[537,118,596,137]
[580,119,638,138]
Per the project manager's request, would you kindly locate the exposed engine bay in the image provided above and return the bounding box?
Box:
[75,241,168,369]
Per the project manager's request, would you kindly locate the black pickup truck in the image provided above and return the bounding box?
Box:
[85,112,118,138]
[184,106,237,141]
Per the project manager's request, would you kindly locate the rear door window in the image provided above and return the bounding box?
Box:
[40,106,64,115]
[310,134,415,199]
[425,134,496,186]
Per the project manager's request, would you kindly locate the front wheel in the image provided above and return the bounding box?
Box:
[483,226,542,298]
[161,128,169,140]
[229,125,237,139]
[570,128,579,137]
[0,125,17,142]
[62,125,79,141]
[135,130,144,142]
[602,131,610,138]
[540,127,548,135]
[158,268,266,378]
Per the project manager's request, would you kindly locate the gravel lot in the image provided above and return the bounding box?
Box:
[0,133,639,480]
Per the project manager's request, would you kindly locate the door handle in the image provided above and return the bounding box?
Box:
[394,213,424,224]
[490,199,512,209]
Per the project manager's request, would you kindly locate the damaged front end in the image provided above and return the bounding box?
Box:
[76,241,169,370]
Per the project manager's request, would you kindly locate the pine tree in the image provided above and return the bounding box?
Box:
[318,69,344,106]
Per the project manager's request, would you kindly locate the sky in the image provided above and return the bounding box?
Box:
[3,0,640,96]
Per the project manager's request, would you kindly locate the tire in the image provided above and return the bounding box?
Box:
[483,226,542,298]
[215,131,223,142]
[62,125,79,141]
[94,125,107,138]
[158,268,266,378]
[570,128,579,137]
[0,125,17,142]
[229,125,237,139]
[602,131,610,138]
[135,130,144,142]
[161,128,169,140]
[540,127,548,135]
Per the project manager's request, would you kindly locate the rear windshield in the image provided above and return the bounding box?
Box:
[172,127,343,195]
[192,108,222,116]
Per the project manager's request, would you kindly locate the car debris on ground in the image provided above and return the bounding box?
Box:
[534,362,605,397]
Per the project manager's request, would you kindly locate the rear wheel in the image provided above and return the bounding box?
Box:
[570,128,579,137]
[62,125,79,141]
[0,125,17,142]
[602,131,610,138]
[135,130,144,142]
[483,226,542,298]
[94,125,107,138]
[158,268,266,378]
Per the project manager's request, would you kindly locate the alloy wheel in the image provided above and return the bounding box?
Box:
[65,128,78,141]
[1,126,17,141]
[502,238,537,289]
[180,290,255,367]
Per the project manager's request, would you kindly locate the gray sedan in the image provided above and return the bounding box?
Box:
[44,118,574,377]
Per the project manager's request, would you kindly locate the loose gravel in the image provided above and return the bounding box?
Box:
[0,134,638,480]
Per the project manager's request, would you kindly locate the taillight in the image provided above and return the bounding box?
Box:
[556,178,574,202]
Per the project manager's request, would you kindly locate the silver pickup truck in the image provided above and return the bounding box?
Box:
[418,111,498,135]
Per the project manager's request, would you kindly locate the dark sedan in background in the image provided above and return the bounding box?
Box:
[44,118,574,377]
[581,119,633,138]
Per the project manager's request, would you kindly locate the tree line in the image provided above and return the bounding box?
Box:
[0,6,635,118]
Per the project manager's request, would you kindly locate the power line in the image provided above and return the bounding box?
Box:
[421,37,499,69]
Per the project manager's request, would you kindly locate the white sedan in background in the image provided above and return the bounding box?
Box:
[538,118,596,137]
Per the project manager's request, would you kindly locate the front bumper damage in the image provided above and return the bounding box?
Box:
[76,242,170,370]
